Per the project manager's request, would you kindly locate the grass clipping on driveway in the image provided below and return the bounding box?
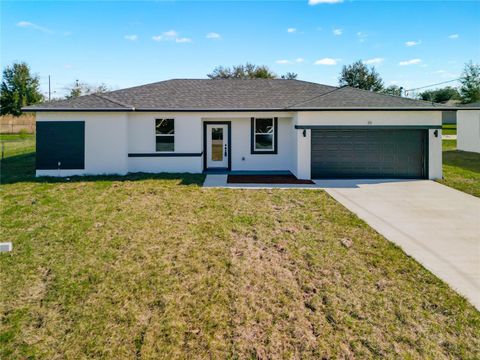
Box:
[1,176,479,359]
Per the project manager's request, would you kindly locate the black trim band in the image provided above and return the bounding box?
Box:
[295,125,442,130]
[128,152,203,157]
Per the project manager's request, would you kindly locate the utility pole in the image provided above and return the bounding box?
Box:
[48,75,51,101]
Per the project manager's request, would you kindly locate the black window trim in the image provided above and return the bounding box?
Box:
[155,118,175,152]
[250,117,278,154]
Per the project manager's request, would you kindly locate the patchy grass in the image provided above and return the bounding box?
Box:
[442,124,457,136]
[440,140,480,197]
[0,134,36,184]
[1,137,479,359]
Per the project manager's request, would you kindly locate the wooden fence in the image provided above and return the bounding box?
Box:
[0,114,36,134]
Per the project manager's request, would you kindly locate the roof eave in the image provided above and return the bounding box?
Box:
[22,106,479,112]
[22,107,135,112]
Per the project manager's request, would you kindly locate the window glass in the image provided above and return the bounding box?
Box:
[255,134,273,150]
[156,136,174,152]
[155,119,175,152]
[156,119,174,135]
[255,118,273,133]
[254,118,274,151]
[212,128,223,140]
[211,127,224,161]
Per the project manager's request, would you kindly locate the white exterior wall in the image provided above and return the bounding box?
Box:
[295,111,443,180]
[457,110,480,153]
[36,112,128,177]
[35,110,443,179]
[202,116,294,172]
[127,113,203,173]
[126,112,295,173]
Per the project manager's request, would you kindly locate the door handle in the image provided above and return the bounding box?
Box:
[224,144,227,157]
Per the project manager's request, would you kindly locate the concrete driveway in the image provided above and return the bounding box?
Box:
[317,179,480,309]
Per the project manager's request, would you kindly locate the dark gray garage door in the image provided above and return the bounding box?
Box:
[311,129,427,179]
[36,121,85,170]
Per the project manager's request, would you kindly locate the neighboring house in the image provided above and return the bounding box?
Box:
[442,100,461,124]
[457,102,480,153]
[23,79,473,180]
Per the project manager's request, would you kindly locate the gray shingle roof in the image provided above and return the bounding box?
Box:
[24,79,457,111]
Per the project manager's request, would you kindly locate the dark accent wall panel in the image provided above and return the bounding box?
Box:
[36,121,85,170]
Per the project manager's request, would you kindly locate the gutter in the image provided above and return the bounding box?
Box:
[21,107,480,112]
[295,125,442,130]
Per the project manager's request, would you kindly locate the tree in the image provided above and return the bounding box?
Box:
[0,62,43,115]
[281,72,298,80]
[459,61,480,104]
[208,63,277,79]
[338,60,384,91]
[381,85,404,97]
[65,80,109,99]
[418,86,460,103]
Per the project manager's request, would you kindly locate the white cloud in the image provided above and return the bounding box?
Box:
[357,31,368,42]
[64,31,72,37]
[363,57,384,65]
[287,28,297,33]
[206,32,221,39]
[276,58,306,65]
[309,0,343,5]
[405,40,421,47]
[17,20,52,33]
[448,33,459,39]
[124,34,138,41]
[314,58,339,65]
[333,28,342,36]
[399,58,422,66]
[64,64,73,69]
[153,30,190,43]
[176,37,192,43]
[163,30,178,38]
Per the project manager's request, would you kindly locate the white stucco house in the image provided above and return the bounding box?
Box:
[24,79,473,180]
[457,103,480,153]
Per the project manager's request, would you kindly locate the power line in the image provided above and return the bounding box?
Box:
[405,78,461,92]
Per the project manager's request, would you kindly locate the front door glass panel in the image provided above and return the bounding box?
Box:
[211,128,223,161]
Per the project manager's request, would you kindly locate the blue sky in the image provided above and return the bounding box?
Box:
[1,0,479,98]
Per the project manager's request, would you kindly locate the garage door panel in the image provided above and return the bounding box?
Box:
[311,129,426,179]
[36,121,85,170]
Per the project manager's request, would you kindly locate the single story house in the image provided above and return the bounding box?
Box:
[457,102,480,153]
[23,79,469,180]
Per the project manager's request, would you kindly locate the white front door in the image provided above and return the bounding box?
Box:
[206,124,229,169]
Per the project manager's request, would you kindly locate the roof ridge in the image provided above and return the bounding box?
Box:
[92,93,133,108]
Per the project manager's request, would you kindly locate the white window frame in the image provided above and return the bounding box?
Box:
[155,118,175,152]
[253,117,275,152]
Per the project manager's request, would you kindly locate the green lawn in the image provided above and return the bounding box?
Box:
[440,139,480,197]
[442,124,457,136]
[1,137,479,359]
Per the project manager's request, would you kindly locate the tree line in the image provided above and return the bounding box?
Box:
[1,60,479,116]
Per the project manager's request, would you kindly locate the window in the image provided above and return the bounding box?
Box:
[251,117,278,154]
[156,118,174,152]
